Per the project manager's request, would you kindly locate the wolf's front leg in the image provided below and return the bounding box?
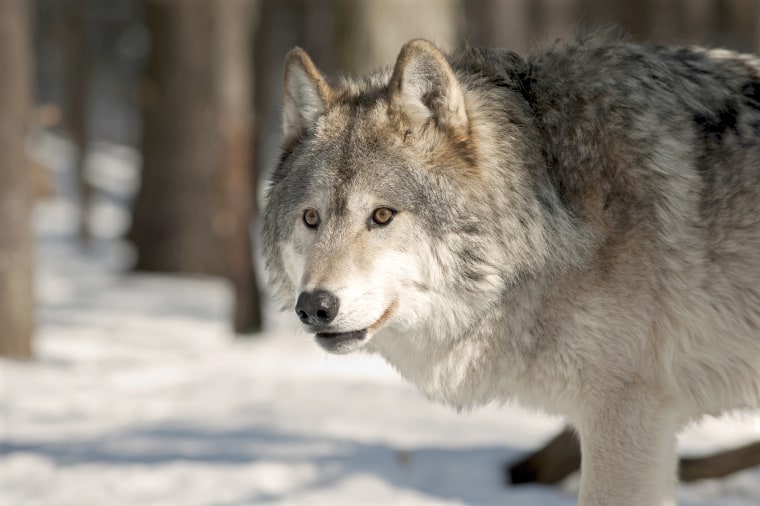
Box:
[576,396,679,506]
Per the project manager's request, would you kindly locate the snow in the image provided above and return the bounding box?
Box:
[1,137,759,505]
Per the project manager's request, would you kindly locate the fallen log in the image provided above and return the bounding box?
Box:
[509,427,580,485]
[679,441,760,482]
[508,426,760,485]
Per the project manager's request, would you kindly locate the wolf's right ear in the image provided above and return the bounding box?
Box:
[283,48,333,141]
[388,39,468,139]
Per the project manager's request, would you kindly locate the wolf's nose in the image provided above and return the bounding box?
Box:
[295,290,339,326]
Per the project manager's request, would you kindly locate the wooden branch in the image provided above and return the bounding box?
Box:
[508,426,760,486]
[509,427,580,485]
[679,441,760,482]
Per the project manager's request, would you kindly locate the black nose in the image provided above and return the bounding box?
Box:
[295,290,339,326]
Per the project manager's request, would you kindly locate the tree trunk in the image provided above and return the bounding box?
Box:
[62,0,92,245]
[684,0,716,45]
[339,0,463,74]
[535,0,579,41]
[129,0,262,333]
[130,0,219,274]
[0,0,34,358]
[756,0,760,52]
[213,0,262,333]
[465,0,530,53]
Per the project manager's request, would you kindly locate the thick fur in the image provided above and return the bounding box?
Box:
[263,37,760,505]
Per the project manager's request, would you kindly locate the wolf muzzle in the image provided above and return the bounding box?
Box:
[295,289,371,353]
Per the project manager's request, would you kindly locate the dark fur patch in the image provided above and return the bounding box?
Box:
[742,80,760,112]
[693,100,740,141]
[672,47,711,76]
[279,136,301,164]
[338,87,386,108]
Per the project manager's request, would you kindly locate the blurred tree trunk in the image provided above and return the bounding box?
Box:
[0,0,34,358]
[62,0,92,245]
[131,0,217,273]
[535,0,578,41]
[684,0,715,45]
[756,0,760,51]
[465,0,530,53]
[214,0,262,333]
[129,0,261,333]
[339,0,463,74]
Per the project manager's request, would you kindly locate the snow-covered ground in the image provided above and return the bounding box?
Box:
[1,137,759,505]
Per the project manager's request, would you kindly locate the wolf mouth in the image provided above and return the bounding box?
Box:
[314,329,368,354]
[316,329,368,341]
[314,300,397,353]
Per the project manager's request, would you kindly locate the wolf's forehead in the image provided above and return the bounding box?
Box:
[318,99,391,141]
[294,94,435,209]
[307,144,408,197]
[296,139,429,215]
[314,157,433,219]
[307,103,399,177]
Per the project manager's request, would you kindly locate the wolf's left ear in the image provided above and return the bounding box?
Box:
[388,39,468,139]
[283,47,333,141]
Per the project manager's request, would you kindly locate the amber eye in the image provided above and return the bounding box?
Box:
[371,207,395,226]
[303,208,320,228]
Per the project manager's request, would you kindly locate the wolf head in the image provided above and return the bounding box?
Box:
[263,40,577,356]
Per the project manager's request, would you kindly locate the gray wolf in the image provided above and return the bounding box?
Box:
[262,36,760,505]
